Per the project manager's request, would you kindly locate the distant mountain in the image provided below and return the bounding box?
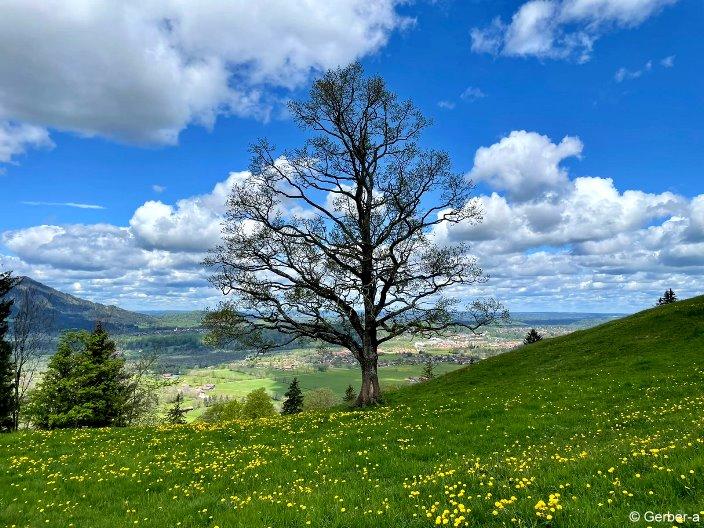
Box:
[8,276,155,332]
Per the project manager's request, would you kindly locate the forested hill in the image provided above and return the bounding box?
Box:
[8,276,154,332]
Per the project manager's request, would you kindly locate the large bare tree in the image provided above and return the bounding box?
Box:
[205,63,506,405]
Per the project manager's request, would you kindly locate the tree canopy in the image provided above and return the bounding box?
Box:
[205,63,506,405]
[241,388,276,419]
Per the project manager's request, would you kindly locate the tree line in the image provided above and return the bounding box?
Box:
[0,271,371,430]
[198,378,357,424]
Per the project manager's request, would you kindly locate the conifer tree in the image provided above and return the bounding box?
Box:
[422,357,435,380]
[343,384,356,403]
[0,272,18,432]
[281,378,303,415]
[524,328,543,345]
[27,323,131,429]
[657,288,677,305]
[166,393,187,425]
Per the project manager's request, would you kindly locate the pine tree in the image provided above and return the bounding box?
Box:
[82,322,131,426]
[657,288,677,305]
[27,323,131,429]
[668,288,677,303]
[0,272,18,432]
[421,357,435,380]
[343,384,356,403]
[281,378,303,415]
[165,393,187,425]
[524,328,543,345]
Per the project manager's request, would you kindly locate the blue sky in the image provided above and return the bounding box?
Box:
[0,0,702,312]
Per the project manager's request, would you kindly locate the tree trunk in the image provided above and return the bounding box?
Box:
[11,371,20,431]
[356,355,380,406]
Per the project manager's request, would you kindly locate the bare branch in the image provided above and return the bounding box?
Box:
[10,279,55,430]
[205,63,506,405]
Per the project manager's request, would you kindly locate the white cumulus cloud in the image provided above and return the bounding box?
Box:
[460,86,487,101]
[130,170,250,252]
[434,130,702,310]
[471,0,677,61]
[0,122,54,164]
[469,130,583,202]
[0,0,408,152]
[2,131,703,312]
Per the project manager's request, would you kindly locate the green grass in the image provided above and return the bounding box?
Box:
[182,368,282,397]
[2,298,704,527]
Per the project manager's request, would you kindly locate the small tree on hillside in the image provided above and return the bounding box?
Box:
[0,271,18,432]
[241,388,276,419]
[657,289,677,305]
[343,384,356,403]
[421,357,435,380]
[199,398,243,423]
[27,322,131,429]
[123,353,171,426]
[165,393,187,425]
[281,378,304,415]
[302,387,338,412]
[205,63,507,406]
[524,328,543,345]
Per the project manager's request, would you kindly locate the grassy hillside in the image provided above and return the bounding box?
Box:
[2,298,703,527]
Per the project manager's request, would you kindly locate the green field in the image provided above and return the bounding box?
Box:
[176,363,463,420]
[184,363,462,396]
[2,297,703,527]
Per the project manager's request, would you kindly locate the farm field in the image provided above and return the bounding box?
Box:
[172,363,464,420]
[1,297,703,527]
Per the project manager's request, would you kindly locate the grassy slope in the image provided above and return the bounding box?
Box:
[2,298,703,527]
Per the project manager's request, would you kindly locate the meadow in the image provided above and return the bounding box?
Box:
[1,297,703,527]
[177,363,463,419]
